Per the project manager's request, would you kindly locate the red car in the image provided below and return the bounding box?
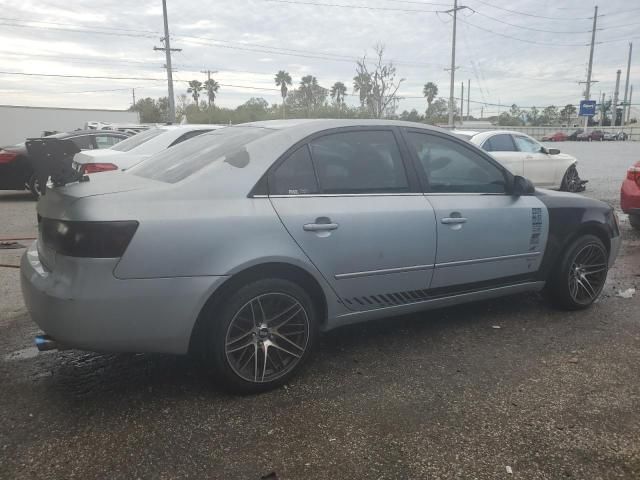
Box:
[541,131,568,142]
[621,161,640,230]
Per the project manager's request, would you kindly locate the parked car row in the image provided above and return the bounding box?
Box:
[0,130,131,197]
[0,125,221,198]
[541,129,629,142]
[21,119,620,393]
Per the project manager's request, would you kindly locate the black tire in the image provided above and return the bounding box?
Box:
[27,174,42,199]
[560,165,582,193]
[547,234,608,310]
[629,214,640,231]
[202,278,319,394]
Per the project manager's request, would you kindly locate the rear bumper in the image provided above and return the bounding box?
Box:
[20,241,226,354]
[621,179,640,214]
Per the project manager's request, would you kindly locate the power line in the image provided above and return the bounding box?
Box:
[262,0,442,13]
[456,16,589,47]
[0,16,160,35]
[467,0,593,20]
[468,10,592,34]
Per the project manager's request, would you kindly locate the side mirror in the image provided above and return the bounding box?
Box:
[511,175,535,196]
[547,148,560,155]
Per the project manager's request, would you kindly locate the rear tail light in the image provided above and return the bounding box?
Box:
[627,162,640,187]
[0,150,18,164]
[81,163,118,174]
[40,219,138,258]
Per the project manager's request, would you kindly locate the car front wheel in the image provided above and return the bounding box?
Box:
[560,165,583,192]
[203,278,318,394]
[547,234,608,310]
[27,174,42,199]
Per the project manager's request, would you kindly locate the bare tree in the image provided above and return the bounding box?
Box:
[355,44,404,118]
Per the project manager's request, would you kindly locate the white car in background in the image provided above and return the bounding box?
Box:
[455,130,585,192]
[73,124,224,174]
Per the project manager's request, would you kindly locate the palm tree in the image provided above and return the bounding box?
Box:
[353,73,371,109]
[422,82,438,112]
[187,80,203,109]
[274,70,292,119]
[300,75,319,116]
[203,79,220,108]
[330,81,347,108]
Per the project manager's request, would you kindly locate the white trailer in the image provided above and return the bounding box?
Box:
[0,105,140,146]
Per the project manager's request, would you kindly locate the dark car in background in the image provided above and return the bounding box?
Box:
[577,130,605,142]
[0,130,129,198]
[567,129,583,141]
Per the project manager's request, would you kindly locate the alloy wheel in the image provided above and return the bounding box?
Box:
[565,168,581,193]
[567,243,608,305]
[225,293,310,383]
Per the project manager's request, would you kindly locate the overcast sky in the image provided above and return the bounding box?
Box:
[0,0,638,117]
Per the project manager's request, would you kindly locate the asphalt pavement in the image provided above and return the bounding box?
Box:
[0,141,639,479]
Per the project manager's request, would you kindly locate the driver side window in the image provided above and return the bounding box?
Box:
[513,135,541,153]
[406,132,507,194]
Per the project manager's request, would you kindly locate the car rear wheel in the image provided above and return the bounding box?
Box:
[203,278,318,394]
[629,214,640,230]
[27,174,42,199]
[560,165,583,193]
[547,234,608,310]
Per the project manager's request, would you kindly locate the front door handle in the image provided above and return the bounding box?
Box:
[441,217,467,225]
[303,217,339,231]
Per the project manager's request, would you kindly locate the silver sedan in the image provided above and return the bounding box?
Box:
[21,119,621,393]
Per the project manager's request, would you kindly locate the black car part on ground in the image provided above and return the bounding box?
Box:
[25,138,87,194]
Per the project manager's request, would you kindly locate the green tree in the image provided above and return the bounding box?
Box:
[560,104,577,125]
[354,44,404,118]
[274,70,292,118]
[527,106,540,126]
[540,105,559,125]
[203,79,220,108]
[130,97,164,123]
[330,81,347,107]
[187,80,203,109]
[353,72,371,109]
[297,75,327,116]
[422,82,438,111]
[424,98,449,125]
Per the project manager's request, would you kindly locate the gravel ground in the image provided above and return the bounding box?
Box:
[0,142,639,479]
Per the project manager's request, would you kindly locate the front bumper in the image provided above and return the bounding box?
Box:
[20,241,226,354]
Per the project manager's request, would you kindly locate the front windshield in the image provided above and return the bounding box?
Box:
[130,127,271,183]
[110,128,165,152]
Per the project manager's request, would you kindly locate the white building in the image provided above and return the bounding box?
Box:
[0,105,139,146]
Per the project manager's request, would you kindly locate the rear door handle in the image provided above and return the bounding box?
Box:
[441,217,467,225]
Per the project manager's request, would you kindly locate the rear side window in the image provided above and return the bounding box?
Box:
[482,134,515,152]
[94,135,124,149]
[70,135,94,150]
[308,130,408,194]
[270,146,319,195]
[407,132,507,193]
[111,128,165,152]
[130,127,270,183]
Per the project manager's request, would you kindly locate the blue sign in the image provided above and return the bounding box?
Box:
[579,100,597,116]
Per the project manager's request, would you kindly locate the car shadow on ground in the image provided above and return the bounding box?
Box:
[0,192,34,202]
[37,292,550,406]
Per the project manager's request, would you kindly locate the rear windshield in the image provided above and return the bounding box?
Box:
[129,127,271,183]
[110,128,165,152]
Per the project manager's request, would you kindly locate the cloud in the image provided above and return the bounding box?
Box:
[0,0,637,116]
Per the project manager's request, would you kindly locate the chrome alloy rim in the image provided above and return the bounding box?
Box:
[568,243,608,305]
[225,293,309,383]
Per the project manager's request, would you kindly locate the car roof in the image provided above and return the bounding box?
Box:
[49,130,130,138]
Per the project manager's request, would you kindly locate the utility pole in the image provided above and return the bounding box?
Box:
[131,88,136,108]
[154,0,181,123]
[613,69,621,126]
[627,85,634,124]
[622,42,633,126]
[460,81,464,125]
[445,0,469,127]
[466,79,470,120]
[480,105,484,119]
[582,5,598,130]
[599,92,605,127]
